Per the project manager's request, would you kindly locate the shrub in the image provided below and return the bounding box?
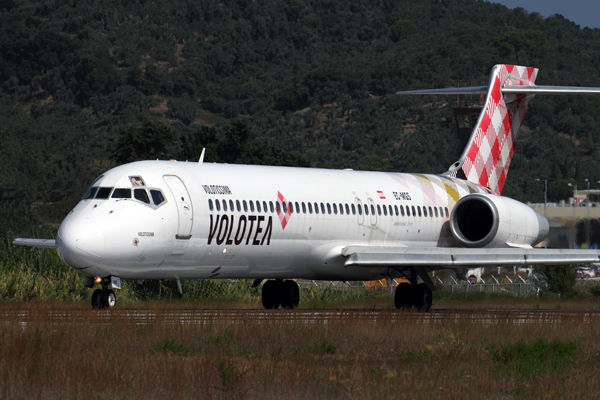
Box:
[544,265,577,297]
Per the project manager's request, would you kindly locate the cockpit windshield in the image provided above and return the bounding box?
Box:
[83,187,98,200]
[112,188,132,199]
[81,174,166,208]
[96,187,113,199]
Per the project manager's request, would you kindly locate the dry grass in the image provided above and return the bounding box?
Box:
[2,300,600,399]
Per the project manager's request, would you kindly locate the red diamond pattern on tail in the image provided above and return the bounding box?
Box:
[277,191,291,230]
[458,64,538,195]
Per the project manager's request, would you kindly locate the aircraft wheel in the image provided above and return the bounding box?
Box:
[411,283,432,312]
[91,289,103,309]
[99,290,117,309]
[280,280,300,309]
[261,280,281,310]
[394,282,411,309]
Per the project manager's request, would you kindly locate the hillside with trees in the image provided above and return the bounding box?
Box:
[3,0,600,237]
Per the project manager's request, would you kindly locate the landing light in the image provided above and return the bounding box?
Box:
[94,277,102,284]
[222,248,227,253]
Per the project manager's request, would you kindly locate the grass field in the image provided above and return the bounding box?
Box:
[2,299,600,399]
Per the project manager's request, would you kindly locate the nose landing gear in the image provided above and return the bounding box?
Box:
[261,279,300,310]
[90,277,118,310]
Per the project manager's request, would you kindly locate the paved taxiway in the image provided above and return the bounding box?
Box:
[1,308,599,326]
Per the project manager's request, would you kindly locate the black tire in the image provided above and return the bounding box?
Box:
[394,282,411,309]
[99,290,117,309]
[261,280,281,310]
[411,283,432,312]
[91,289,103,309]
[280,280,300,309]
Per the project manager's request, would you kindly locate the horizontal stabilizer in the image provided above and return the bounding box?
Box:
[342,246,600,267]
[502,85,600,95]
[13,238,56,248]
[396,86,487,95]
[397,85,600,96]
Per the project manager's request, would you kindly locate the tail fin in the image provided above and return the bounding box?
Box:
[398,65,600,194]
[453,65,538,195]
[398,64,537,194]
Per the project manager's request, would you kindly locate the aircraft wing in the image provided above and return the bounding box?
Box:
[342,246,600,268]
[13,238,57,248]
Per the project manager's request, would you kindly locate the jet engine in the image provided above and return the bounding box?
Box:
[449,193,549,248]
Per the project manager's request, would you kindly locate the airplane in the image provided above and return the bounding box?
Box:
[14,64,600,311]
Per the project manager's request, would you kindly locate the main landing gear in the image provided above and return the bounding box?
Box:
[257,279,300,310]
[86,276,117,310]
[394,269,433,312]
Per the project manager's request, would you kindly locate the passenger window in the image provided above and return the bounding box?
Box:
[321,203,326,214]
[222,199,228,212]
[314,202,319,214]
[256,201,261,213]
[406,206,410,217]
[295,202,300,214]
[370,204,375,215]
[395,205,399,216]
[284,202,289,214]
[346,204,350,215]
[83,187,98,200]
[352,204,357,215]
[249,201,254,212]
[269,201,274,213]
[236,200,241,212]
[302,202,307,214]
[134,189,150,204]
[229,200,234,211]
[96,187,113,199]
[150,190,165,205]
[308,202,313,214]
[333,203,337,215]
[429,206,433,217]
[112,188,131,199]
[382,205,386,216]
[388,205,393,216]
[364,205,369,215]
[263,201,267,212]
[445,207,449,218]
[215,200,221,212]
[208,199,214,211]
[417,206,422,217]
[434,207,439,217]
[423,207,427,217]
[276,202,281,213]
[243,200,248,212]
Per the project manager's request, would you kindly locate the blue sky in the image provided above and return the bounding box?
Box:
[487,0,600,29]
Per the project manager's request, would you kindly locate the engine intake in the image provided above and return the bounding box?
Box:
[450,193,548,248]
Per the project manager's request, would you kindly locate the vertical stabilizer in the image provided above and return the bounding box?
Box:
[449,65,538,194]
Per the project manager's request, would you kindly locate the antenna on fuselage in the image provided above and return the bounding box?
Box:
[198,148,206,165]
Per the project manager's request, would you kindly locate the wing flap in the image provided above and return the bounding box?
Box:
[13,238,57,248]
[342,246,600,267]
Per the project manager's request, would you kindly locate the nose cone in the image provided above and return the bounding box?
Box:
[57,217,105,269]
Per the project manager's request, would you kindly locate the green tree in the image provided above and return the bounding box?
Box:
[390,20,417,41]
[113,122,176,164]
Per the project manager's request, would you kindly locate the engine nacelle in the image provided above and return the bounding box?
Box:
[450,193,549,248]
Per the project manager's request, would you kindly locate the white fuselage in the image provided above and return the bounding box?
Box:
[56,161,489,281]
